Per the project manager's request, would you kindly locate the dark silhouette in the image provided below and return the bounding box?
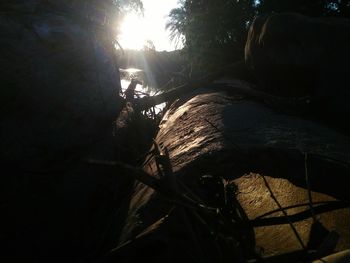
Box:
[167,0,350,75]
[124,79,143,101]
[258,0,350,18]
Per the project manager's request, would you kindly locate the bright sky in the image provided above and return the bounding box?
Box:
[118,0,180,51]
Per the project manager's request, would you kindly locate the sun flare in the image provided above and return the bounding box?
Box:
[118,14,148,50]
[117,0,180,51]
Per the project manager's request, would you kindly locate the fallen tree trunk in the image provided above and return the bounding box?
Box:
[135,61,250,111]
[106,83,350,263]
[136,76,312,117]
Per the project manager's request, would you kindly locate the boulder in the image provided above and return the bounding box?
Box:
[0,2,122,170]
[1,3,125,262]
[245,12,350,133]
[245,13,350,97]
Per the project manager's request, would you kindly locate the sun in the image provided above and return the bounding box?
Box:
[116,0,180,51]
[118,14,148,50]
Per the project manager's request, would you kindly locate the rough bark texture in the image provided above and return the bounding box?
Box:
[113,83,350,262]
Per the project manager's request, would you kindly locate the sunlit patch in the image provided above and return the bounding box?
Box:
[116,0,179,51]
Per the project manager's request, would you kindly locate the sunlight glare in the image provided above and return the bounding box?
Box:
[117,0,180,51]
[120,68,143,74]
[119,14,147,50]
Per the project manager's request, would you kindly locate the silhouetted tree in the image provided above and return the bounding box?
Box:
[167,0,256,75]
[143,39,156,51]
[166,0,187,49]
[257,0,325,16]
[258,0,350,17]
[0,0,143,29]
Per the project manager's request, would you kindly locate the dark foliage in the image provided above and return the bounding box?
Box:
[167,0,350,75]
[258,0,350,17]
[167,0,256,76]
